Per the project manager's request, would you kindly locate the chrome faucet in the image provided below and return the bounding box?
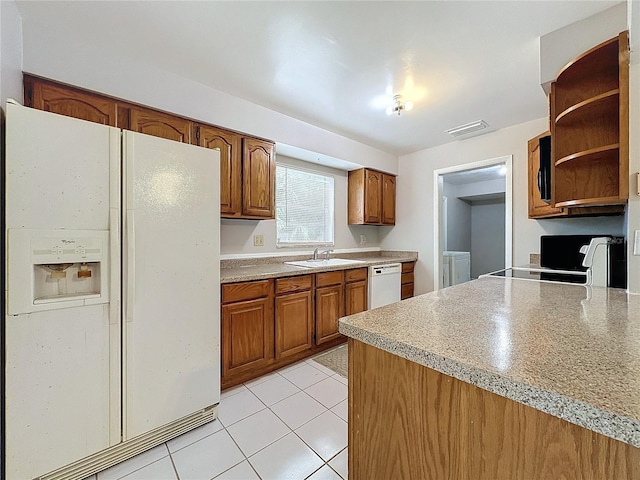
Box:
[313,247,321,260]
[322,249,334,260]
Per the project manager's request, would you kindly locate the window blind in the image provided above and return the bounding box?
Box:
[276,164,335,246]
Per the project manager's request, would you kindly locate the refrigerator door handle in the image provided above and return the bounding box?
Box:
[126,209,135,323]
[109,207,120,325]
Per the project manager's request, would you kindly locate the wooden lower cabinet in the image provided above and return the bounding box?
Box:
[345,268,368,315]
[315,285,345,345]
[349,339,640,480]
[315,272,345,345]
[222,268,367,389]
[275,276,314,359]
[221,280,274,380]
[401,261,416,299]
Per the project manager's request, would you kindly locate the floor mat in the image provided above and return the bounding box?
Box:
[312,344,348,378]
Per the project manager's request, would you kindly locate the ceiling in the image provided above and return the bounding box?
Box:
[16,1,620,156]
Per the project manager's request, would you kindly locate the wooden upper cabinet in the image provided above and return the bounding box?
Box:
[528,132,566,219]
[23,76,277,219]
[24,75,117,126]
[126,105,192,143]
[364,170,382,224]
[348,168,396,225]
[382,174,396,225]
[198,125,242,216]
[551,31,628,209]
[242,138,276,219]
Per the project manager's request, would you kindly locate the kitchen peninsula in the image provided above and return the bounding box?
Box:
[339,277,640,479]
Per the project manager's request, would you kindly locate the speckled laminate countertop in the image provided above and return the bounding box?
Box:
[220,252,417,283]
[339,276,640,447]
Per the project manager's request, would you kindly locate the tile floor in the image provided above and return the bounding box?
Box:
[85,353,349,480]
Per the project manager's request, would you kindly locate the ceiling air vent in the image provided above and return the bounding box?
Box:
[446,120,489,138]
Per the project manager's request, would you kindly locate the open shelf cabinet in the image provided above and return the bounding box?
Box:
[550,31,629,209]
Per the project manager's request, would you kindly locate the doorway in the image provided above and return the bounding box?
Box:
[433,155,513,290]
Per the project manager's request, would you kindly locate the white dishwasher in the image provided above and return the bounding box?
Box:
[368,263,402,309]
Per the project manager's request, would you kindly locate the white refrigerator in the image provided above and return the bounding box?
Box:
[4,101,221,479]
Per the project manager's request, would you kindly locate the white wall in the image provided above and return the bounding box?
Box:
[0,0,23,107]
[471,200,506,278]
[18,15,397,174]
[539,2,627,92]
[383,117,625,295]
[220,155,380,256]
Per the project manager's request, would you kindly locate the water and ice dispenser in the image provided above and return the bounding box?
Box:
[7,229,110,314]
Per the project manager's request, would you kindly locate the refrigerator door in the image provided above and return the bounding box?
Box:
[122,131,220,440]
[6,101,117,230]
[5,306,114,479]
[4,102,122,479]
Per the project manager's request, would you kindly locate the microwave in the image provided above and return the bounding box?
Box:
[537,135,552,203]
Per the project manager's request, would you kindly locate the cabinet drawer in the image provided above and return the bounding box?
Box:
[401,272,415,285]
[401,283,414,300]
[345,268,368,283]
[222,280,271,303]
[316,271,344,287]
[402,262,415,273]
[276,275,313,295]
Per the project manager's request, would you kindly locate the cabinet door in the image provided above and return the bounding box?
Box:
[199,126,242,216]
[382,174,396,225]
[346,280,368,315]
[275,291,313,359]
[127,105,192,143]
[222,298,274,378]
[242,138,275,218]
[364,169,382,224]
[24,76,117,126]
[315,285,345,345]
[528,132,565,219]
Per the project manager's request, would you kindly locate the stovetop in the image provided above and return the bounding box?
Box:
[481,267,588,285]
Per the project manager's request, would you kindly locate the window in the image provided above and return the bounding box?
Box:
[276,164,335,246]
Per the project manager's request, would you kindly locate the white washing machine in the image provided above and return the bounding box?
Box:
[443,251,471,286]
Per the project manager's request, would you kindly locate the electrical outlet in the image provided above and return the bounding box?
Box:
[253,235,265,247]
[359,234,367,245]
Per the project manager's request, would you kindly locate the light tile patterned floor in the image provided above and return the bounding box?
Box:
[86,353,348,480]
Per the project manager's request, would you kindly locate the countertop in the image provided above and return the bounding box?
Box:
[339,276,640,447]
[220,252,417,283]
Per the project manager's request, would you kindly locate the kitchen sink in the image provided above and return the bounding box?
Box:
[285,258,366,268]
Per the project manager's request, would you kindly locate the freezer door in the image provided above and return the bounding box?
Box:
[4,102,122,478]
[122,131,221,440]
[5,306,116,479]
[5,101,119,230]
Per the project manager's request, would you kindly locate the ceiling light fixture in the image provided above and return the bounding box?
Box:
[385,95,413,116]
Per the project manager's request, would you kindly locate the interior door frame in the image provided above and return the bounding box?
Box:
[433,155,513,290]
